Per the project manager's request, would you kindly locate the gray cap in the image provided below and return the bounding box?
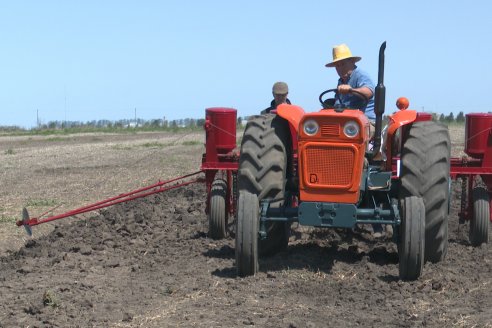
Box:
[272,81,288,95]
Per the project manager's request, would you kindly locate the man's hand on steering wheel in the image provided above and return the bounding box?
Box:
[319,87,369,109]
[337,84,352,95]
[338,84,372,102]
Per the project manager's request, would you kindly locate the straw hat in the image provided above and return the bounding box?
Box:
[272,81,289,95]
[325,44,361,67]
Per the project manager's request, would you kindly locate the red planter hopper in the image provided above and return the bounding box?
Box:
[205,107,237,154]
[465,113,492,159]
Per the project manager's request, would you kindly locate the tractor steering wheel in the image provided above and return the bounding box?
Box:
[318,88,369,110]
[319,89,340,109]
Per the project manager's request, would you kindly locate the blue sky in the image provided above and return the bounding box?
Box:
[1,1,491,127]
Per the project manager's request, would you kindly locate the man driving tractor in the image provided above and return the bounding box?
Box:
[326,44,376,122]
[326,43,385,237]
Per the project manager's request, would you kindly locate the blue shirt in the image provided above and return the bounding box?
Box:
[336,66,375,121]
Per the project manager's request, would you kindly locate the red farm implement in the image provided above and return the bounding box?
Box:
[17,107,239,239]
[449,113,492,246]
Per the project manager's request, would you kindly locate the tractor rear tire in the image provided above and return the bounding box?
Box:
[469,186,490,246]
[237,114,290,257]
[398,196,425,281]
[399,121,450,263]
[208,178,228,240]
[236,191,259,277]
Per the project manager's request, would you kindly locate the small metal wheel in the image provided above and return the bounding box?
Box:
[208,179,228,240]
[398,196,425,281]
[235,191,259,277]
[469,186,490,246]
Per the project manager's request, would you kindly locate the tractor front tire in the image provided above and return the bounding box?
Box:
[208,178,228,240]
[236,191,259,277]
[398,196,425,281]
[400,121,451,263]
[469,186,490,246]
[238,114,290,257]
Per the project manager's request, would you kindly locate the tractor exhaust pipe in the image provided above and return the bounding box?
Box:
[368,41,386,160]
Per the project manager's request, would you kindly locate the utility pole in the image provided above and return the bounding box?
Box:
[64,85,67,128]
[37,109,39,129]
[134,108,137,128]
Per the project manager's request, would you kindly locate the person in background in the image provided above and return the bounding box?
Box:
[261,81,291,114]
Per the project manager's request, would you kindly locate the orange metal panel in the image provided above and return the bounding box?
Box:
[298,110,370,143]
[299,188,361,203]
[302,143,357,189]
[277,104,305,134]
[320,123,340,136]
[384,109,417,170]
[299,141,365,204]
[296,110,368,204]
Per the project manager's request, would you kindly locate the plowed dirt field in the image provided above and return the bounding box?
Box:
[0,128,490,327]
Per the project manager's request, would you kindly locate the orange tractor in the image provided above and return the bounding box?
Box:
[235,42,451,280]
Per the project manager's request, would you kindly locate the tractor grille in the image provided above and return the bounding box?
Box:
[304,144,355,187]
[321,123,339,136]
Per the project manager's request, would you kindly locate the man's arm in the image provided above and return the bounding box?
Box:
[338,85,373,99]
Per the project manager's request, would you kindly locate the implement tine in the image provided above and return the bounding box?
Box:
[22,208,32,237]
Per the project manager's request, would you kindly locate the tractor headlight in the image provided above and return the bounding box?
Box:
[303,119,319,136]
[343,121,359,138]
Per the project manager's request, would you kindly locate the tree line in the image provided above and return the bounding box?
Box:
[433,111,466,123]
[0,117,246,133]
[0,111,472,133]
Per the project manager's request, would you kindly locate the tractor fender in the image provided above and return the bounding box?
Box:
[387,109,417,136]
[383,109,417,170]
[276,104,305,134]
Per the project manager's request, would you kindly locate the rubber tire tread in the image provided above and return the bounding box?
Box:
[236,191,259,277]
[238,114,290,256]
[208,179,227,240]
[399,196,425,281]
[469,186,490,246]
[399,121,450,263]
